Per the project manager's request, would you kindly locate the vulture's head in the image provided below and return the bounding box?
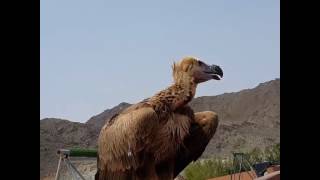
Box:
[172,57,223,84]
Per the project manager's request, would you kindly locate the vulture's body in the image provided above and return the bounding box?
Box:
[96,57,223,180]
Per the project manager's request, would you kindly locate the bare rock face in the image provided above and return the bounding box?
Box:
[40,103,131,179]
[40,79,280,179]
[189,79,280,157]
[40,119,97,179]
[86,102,131,132]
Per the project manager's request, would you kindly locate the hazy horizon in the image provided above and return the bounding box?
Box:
[41,0,279,122]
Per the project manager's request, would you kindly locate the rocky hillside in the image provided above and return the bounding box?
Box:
[40,118,97,179]
[190,79,280,157]
[86,102,131,132]
[40,79,280,179]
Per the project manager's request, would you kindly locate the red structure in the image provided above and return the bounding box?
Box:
[208,165,280,180]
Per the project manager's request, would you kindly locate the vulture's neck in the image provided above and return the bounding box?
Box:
[148,74,197,113]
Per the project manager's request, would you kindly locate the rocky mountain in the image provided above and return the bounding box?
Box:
[40,118,97,179]
[40,79,280,179]
[86,102,131,132]
[190,79,280,157]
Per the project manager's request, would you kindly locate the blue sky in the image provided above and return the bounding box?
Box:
[40,0,279,122]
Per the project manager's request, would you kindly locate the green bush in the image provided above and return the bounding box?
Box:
[183,144,280,180]
[264,143,280,164]
[183,157,233,180]
[243,143,280,165]
[246,147,264,164]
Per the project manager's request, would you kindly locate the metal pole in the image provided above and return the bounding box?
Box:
[54,156,63,180]
[243,159,255,179]
[65,158,86,180]
[238,156,242,180]
[65,158,79,180]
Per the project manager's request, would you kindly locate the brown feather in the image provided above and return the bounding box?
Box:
[98,105,158,171]
[96,57,221,179]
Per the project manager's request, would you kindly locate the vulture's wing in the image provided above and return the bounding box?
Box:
[97,105,159,172]
[173,122,211,177]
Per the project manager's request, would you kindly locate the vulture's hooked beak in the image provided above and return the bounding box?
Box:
[205,65,223,80]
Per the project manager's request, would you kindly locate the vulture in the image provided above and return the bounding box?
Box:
[96,57,223,180]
